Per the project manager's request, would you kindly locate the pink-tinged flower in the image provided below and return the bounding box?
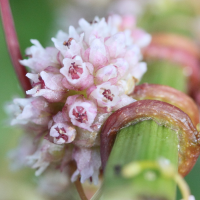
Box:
[116,62,146,95]
[113,94,136,110]
[95,64,118,84]
[79,17,112,45]
[51,28,83,58]
[117,74,135,95]
[8,134,38,170]
[88,38,108,67]
[131,28,152,48]
[89,82,120,111]
[49,112,76,144]
[114,58,130,78]
[20,39,60,73]
[105,32,126,58]
[124,45,142,67]
[63,95,97,131]
[26,140,65,176]
[8,97,51,128]
[74,113,111,148]
[26,67,67,102]
[95,58,129,84]
[60,56,94,90]
[130,62,147,82]
[108,14,151,48]
[71,147,101,185]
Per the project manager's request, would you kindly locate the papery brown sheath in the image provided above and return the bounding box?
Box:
[130,83,200,126]
[101,100,200,177]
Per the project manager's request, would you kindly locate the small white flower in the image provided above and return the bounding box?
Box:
[26,140,65,176]
[79,17,112,45]
[89,82,120,111]
[89,38,108,67]
[124,45,142,67]
[26,67,66,102]
[61,56,94,90]
[52,28,83,57]
[20,39,60,73]
[64,95,97,131]
[71,147,101,185]
[49,112,76,145]
[95,64,118,84]
[9,97,51,127]
[105,32,126,58]
[130,62,147,82]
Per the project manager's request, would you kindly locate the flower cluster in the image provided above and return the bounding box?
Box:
[8,14,151,185]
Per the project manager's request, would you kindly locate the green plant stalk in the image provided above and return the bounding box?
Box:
[140,60,187,93]
[101,120,179,200]
[138,1,195,37]
[96,60,187,200]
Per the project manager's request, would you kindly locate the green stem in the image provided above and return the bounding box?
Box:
[101,120,179,200]
[140,60,187,93]
[96,59,188,200]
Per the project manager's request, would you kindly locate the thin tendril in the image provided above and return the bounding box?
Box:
[0,0,32,94]
[174,174,190,200]
[122,160,191,200]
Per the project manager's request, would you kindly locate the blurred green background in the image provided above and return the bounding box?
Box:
[0,0,53,199]
[0,0,200,199]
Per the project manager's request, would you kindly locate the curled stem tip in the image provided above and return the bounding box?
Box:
[0,0,32,93]
[130,83,200,126]
[101,100,200,176]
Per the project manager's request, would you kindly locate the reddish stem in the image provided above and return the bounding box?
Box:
[0,0,32,94]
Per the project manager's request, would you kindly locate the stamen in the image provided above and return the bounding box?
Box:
[102,89,114,101]
[32,76,45,89]
[90,20,98,24]
[63,37,73,47]
[54,126,68,142]
[73,106,88,123]
[69,62,83,79]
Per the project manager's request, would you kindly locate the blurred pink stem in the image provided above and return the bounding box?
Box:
[0,0,32,94]
[75,179,88,200]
